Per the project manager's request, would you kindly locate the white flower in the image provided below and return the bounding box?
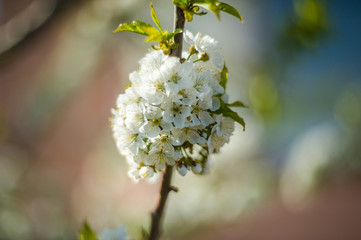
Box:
[124,103,146,132]
[173,87,198,106]
[149,133,175,157]
[189,98,213,127]
[130,71,166,105]
[112,126,146,156]
[171,127,202,145]
[99,225,129,240]
[162,99,191,129]
[128,166,140,183]
[115,86,141,108]
[131,150,148,165]
[161,58,193,95]
[138,50,168,74]
[147,152,176,170]
[139,166,154,179]
[184,30,224,70]
[212,115,235,136]
[140,106,172,138]
[192,68,212,98]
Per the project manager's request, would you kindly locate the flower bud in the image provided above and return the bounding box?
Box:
[139,166,154,179]
[192,163,202,174]
[189,45,198,55]
[177,165,187,176]
[128,168,140,182]
[162,48,171,55]
[200,52,209,62]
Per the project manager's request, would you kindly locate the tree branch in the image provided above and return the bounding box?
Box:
[170,6,185,58]
[147,6,185,240]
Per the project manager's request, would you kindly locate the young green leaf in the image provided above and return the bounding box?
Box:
[194,0,220,20]
[150,1,163,32]
[219,2,243,23]
[227,100,248,108]
[79,222,98,240]
[113,20,160,36]
[172,0,188,9]
[223,107,246,131]
[162,28,183,41]
[219,63,228,90]
[146,31,163,42]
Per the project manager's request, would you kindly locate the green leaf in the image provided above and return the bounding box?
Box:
[172,0,188,8]
[194,0,220,20]
[184,10,194,21]
[146,31,163,42]
[150,1,163,32]
[79,222,98,240]
[219,63,228,90]
[227,100,248,108]
[219,2,243,23]
[162,28,183,41]
[223,108,245,131]
[113,20,160,36]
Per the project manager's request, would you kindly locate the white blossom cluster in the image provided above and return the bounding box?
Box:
[111,31,235,182]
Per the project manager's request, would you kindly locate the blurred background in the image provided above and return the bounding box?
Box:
[0,0,361,239]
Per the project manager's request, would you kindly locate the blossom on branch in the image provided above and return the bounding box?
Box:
[111,32,244,182]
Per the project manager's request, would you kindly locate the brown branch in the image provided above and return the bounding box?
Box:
[147,6,185,240]
[170,6,185,58]
[148,165,174,240]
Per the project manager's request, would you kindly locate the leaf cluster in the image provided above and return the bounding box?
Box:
[113,1,182,54]
[113,0,243,54]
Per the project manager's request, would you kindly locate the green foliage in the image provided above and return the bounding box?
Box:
[113,2,182,54]
[227,101,248,108]
[214,63,246,130]
[113,21,159,38]
[218,2,243,23]
[223,107,246,131]
[79,222,98,240]
[192,0,243,22]
[150,1,163,32]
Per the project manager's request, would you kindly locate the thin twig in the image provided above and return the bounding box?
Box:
[148,166,174,240]
[147,5,185,240]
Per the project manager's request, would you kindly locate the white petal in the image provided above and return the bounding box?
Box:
[163,141,175,157]
[187,129,200,144]
[160,121,173,131]
[211,98,220,111]
[173,114,185,128]
[170,128,186,146]
[199,111,213,127]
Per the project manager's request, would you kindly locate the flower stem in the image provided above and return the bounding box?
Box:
[147,6,185,240]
